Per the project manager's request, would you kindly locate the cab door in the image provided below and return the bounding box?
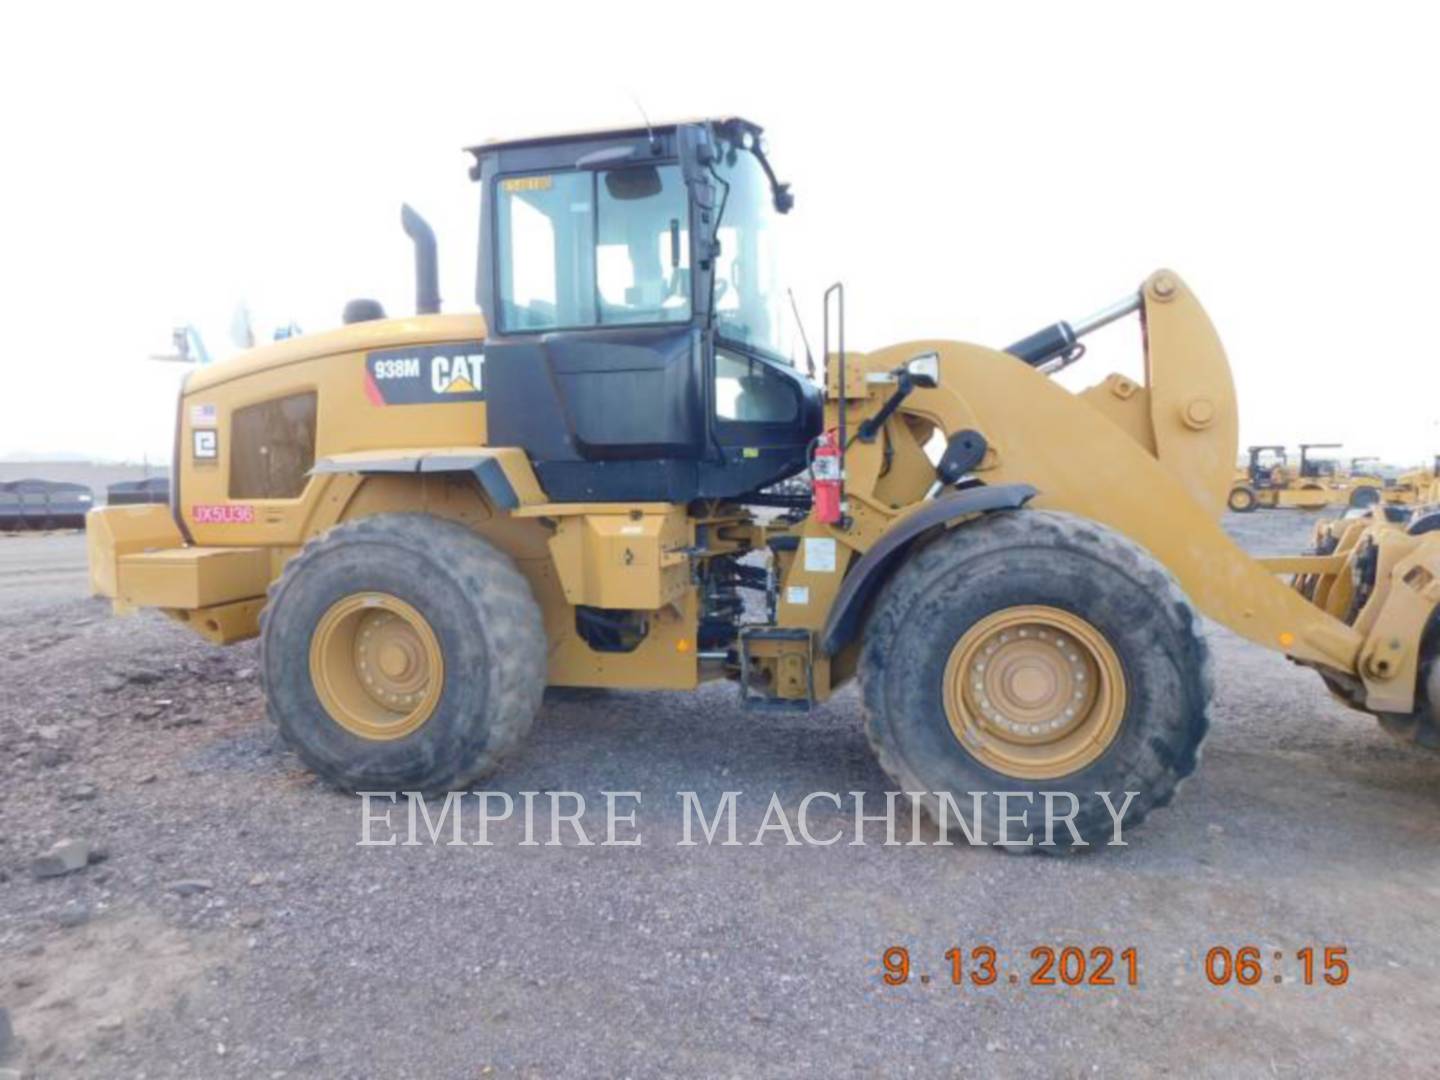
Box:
[482,160,711,501]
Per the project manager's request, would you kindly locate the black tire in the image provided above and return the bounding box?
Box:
[1348,485,1381,509]
[1228,486,1257,513]
[260,513,547,792]
[858,509,1212,852]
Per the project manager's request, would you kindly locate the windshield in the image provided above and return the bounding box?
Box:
[711,140,794,364]
[495,165,691,332]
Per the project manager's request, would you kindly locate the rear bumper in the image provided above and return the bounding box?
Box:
[87,505,270,643]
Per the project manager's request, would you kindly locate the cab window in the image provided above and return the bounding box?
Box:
[714,349,798,424]
[496,165,691,332]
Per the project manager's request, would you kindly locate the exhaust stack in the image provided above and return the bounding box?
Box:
[401,204,441,315]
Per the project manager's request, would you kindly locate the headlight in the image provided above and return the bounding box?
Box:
[906,352,940,388]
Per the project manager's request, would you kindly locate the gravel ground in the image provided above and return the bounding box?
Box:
[0,534,89,615]
[2,511,1438,1078]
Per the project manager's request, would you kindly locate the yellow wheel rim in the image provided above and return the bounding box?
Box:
[942,605,1126,780]
[309,592,443,741]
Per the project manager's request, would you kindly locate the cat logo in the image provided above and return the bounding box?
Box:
[364,342,485,406]
[430,353,482,395]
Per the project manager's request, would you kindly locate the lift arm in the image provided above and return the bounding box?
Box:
[846,271,1440,714]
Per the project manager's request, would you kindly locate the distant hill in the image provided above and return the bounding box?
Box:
[0,450,93,463]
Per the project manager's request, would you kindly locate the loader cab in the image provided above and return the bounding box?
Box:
[469,117,822,503]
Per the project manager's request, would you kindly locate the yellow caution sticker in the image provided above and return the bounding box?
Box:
[502,175,554,193]
[742,448,760,459]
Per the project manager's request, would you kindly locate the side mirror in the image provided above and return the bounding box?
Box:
[906,352,940,388]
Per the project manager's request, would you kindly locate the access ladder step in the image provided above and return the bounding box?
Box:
[738,626,816,712]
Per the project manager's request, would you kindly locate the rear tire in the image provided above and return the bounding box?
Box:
[260,513,547,792]
[1228,486,1257,513]
[858,510,1212,852]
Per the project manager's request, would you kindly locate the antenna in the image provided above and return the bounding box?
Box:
[788,288,816,380]
[628,91,659,153]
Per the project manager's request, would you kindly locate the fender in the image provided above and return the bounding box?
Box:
[310,445,543,510]
[820,483,1037,655]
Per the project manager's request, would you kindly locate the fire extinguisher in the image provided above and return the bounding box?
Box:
[811,429,843,525]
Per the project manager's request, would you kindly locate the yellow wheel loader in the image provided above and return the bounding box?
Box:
[1227,443,1382,513]
[87,118,1440,849]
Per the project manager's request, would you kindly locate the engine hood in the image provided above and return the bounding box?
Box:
[185,314,489,394]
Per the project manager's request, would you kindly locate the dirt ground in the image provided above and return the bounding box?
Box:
[1,511,1438,1078]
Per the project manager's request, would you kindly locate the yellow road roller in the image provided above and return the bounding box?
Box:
[1228,443,1382,512]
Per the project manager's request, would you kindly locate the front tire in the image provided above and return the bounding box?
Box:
[859,510,1212,851]
[1228,486,1257,513]
[260,513,547,792]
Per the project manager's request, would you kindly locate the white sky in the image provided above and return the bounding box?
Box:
[1,1,1436,465]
